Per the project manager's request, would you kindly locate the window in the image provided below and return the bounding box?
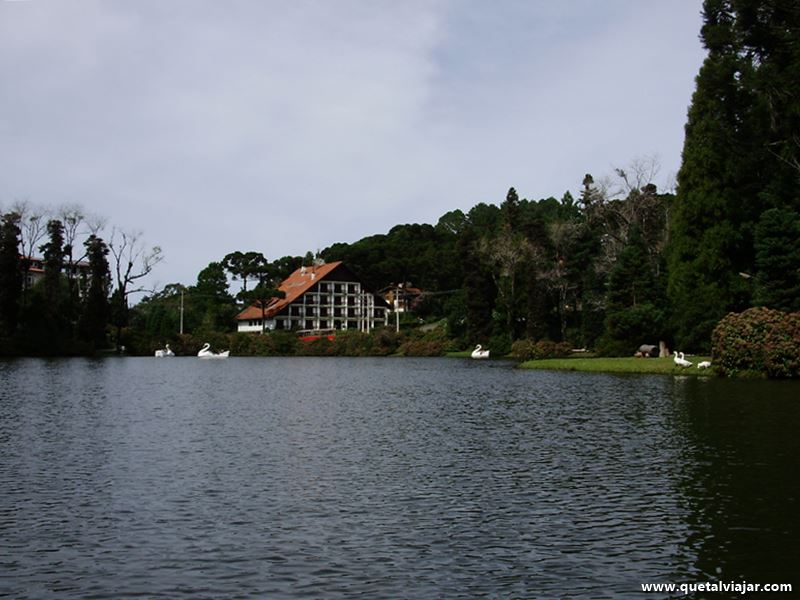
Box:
[305,319,314,330]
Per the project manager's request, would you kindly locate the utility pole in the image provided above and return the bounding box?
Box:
[395,284,401,333]
[179,290,184,335]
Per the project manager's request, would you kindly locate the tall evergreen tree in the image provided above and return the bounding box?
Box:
[0,213,23,336]
[458,226,495,344]
[599,227,665,355]
[668,0,800,351]
[192,261,236,332]
[78,235,111,348]
[753,207,800,311]
[40,219,69,344]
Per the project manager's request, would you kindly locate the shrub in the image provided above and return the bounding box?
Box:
[398,340,444,356]
[329,331,371,356]
[298,337,333,356]
[712,307,800,378]
[488,332,512,357]
[370,327,401,356]
[510,339,572,360]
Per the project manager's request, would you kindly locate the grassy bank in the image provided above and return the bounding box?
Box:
[518,355,716,376]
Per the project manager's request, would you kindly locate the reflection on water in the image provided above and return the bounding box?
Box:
[670,377,800,585]
[0,358,797,598]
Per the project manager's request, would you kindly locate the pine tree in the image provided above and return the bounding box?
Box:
[39,219,69,346]
[668,0,800,351]
[599,227,665,355]
[78,235,111,348]
[0,213,23,336]
[754,207,800,311]
[192,261,236,333]
[458,226,495,344]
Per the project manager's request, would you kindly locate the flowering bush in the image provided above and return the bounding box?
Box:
[711,307,800,378]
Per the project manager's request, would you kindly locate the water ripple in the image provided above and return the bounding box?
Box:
[1,357,798,598]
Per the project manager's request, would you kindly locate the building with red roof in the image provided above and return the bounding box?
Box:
[235,261,389,334]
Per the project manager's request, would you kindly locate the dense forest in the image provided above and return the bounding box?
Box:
[2,0,798,359]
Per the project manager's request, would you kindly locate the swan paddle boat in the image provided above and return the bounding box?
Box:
[197,343,230,359]
[154,344,175,357]
[471,344,490,359]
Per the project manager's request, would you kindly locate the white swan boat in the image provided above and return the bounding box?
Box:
[154,344,175,357]
[471,344,490,359]
[197,343,230,359]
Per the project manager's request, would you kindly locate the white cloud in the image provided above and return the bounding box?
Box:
[0,0,705,288]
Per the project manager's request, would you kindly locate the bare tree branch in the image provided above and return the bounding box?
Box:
[109,228,164,298]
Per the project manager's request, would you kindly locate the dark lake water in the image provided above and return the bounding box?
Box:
[1,357,798,598]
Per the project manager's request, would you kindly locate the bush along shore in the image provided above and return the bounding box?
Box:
[125,327,461,359]
[14,307,793,380]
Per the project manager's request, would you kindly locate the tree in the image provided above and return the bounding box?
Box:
[458,225,495,344]
[582,159,671,276]
[129,283,186,342]
[754,207,800,311]
[39,219,69,343]
[668,0,800,351]
[598,227,665,355]
[0,213,22,336]
[536,221,582,343]
[78,235,111,348]
[479,223,533,343]
[11,200,48,302]
[233,258,285,334]
[435,209,467,236]
[268,255,303,281]
[192,261,236,333]
[222,251,268,294]
[108,228,163,350]
[58,205,106,330]
[239,281,285,334]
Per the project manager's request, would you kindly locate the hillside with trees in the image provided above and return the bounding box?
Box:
[2,0,798,363]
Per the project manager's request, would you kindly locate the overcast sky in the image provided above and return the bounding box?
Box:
[1,0,706,289]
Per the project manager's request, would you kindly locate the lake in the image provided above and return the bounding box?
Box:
[0,357,798,598]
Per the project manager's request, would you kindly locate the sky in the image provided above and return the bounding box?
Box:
[0,0,707,291]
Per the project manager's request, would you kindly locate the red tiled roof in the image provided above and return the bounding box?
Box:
[235,261,343,321]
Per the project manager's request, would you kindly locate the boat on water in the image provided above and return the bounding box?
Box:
[471,344,490,359]
[154,344,175,357]
[197,343,230,359]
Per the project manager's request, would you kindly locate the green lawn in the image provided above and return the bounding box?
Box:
[518,355,716,376]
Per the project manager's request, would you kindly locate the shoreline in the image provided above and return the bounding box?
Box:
[517,355,717,376]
